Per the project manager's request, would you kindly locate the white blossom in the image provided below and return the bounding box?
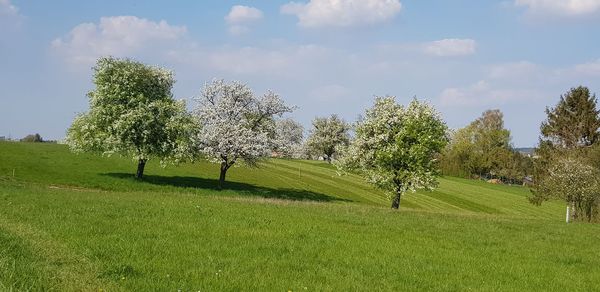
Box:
[305,115,350,162]
[194,79,294,188]
[535,158,600,221]
[66,57,197,178]
[273,118,304,158]
[336,96,448,209]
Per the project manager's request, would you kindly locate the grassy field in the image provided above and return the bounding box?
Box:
[1,142,599,291]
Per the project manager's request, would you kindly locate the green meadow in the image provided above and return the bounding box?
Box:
[1,142,599,291]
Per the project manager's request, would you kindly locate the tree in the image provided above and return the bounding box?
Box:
[20,133,43,142]
[534,86,600,184]
[337,97,448,209]
[66,57,197,179]
[194,79,293,189]
[468,109,512,177]
[530,158,600,222]
[273,118,304,158]
[440,109,517,181]
[541,86,600,149]
[305,115,350,163]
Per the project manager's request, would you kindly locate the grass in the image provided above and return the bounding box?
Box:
[1,141,599,291]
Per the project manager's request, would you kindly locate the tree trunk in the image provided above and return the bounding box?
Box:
[391,191,402,209]
[218,162,228,190]
[136,158,147,179]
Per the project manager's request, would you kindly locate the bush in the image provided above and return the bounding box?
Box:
[20,134,43,143]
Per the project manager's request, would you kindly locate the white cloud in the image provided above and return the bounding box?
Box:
[52,16,187,67]
[487,61,538,79]
[440,80,543,107]
[0,0,18,16]
[168,44,333,77]
[439,61,550,107]
[225,5,263,24]
[515,0,600,16]
[281,0,402,28]
[424,39,476,57]
[208,47,291,74]
[225,5,263,36]
[440,59,600,108]
[228,25,250,36]
[573,59,600,75]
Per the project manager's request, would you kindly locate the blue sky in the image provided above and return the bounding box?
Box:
[1,0,600,146]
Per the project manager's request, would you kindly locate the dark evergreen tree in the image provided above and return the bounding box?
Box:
[540,86,600,149]
[531,86,600,211]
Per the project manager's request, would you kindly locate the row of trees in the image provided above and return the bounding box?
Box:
[64,58,600,217]
[68,57,449,209]
[439,109,533,184]
[66,58,356,188]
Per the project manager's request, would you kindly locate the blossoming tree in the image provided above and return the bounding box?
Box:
[531,158,600,222]
[305,115,350,163]
[194,79,294,189]
[66,57,197,179]
[337,96,448,209]
[273,118,304,158]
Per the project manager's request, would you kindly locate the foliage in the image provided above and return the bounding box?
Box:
[272,118,304,158]
[337,96,448,209]
[20,133,43,142]
[531,158,600,222]
[534,86,600,181]
[541,86,600,149]
[65,57,197,178]
[440,109,530,183]
[194,79,293,188]
[305,114,350,162]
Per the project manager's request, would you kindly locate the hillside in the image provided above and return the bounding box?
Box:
[0,142,562,218]
[1,142,599,291]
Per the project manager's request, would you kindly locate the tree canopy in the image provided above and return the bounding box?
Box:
[20,133,43,143]
[273,118,304,158]
[337,97,448,209]
[194,79,294,189]
[439,109,529,183]
[66,57,197,179]
[531,86,600,221]
[305,115,350,162]
[531,158,600,222]
[541,86,600,149]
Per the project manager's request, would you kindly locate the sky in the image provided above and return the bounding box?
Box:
[1,0,600,147]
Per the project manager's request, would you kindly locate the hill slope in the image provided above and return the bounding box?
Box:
[1,142,599,291]
[0,142,562,218]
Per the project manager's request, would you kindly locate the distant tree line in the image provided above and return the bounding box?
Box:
[18,133,57,143]
[437,86,600,222]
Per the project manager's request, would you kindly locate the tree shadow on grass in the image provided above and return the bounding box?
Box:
[103,173,351,203]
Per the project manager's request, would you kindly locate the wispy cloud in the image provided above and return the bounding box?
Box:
[51,16,187,67]
[225,5,264,36]
[281,0,402,28]
[423,39,477,57]
[515,0,600,17]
